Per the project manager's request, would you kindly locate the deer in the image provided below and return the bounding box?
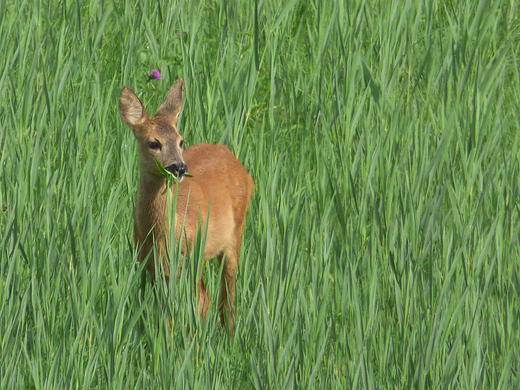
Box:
[119,78,254,336]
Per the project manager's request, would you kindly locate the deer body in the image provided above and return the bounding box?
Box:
[119,78,253,335]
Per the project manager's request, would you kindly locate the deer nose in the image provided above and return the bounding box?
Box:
[165,162,188,178]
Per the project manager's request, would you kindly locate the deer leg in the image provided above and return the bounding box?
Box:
[197,276,210,323]
[218,249,238,336]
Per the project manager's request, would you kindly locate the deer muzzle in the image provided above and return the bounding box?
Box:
[165,162,188,179]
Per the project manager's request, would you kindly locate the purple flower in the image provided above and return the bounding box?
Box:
[147,69,160,80]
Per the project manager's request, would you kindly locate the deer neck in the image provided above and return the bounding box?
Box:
[135,173,170,243]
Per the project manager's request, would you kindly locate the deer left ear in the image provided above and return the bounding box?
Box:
[119,86,150,128]
[155,78,184,125]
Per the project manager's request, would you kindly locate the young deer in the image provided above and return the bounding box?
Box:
[119,78,253,335]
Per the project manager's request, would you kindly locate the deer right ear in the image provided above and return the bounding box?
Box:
[119,86,149,128]
[155,78,184,125]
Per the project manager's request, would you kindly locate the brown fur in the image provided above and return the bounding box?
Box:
[119,78,253,335]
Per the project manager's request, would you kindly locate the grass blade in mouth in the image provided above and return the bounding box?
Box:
[156,159,193,193]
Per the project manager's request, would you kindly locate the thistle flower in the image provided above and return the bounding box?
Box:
[147,69,160,80]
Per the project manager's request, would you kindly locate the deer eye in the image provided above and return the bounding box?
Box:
[179,140,184,148]
[148,141,161,150]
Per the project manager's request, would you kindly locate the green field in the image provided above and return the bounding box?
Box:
[1,0,519,388]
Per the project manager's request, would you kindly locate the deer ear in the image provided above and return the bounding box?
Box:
[155,78,184,124]
[119,86,149,128]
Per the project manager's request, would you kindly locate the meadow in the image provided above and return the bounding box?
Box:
[1,0,519,388]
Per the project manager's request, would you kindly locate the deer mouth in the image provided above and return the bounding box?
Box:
[165,162,188,180]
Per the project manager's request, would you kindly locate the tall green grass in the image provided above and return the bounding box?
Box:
[1,0,519,388]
